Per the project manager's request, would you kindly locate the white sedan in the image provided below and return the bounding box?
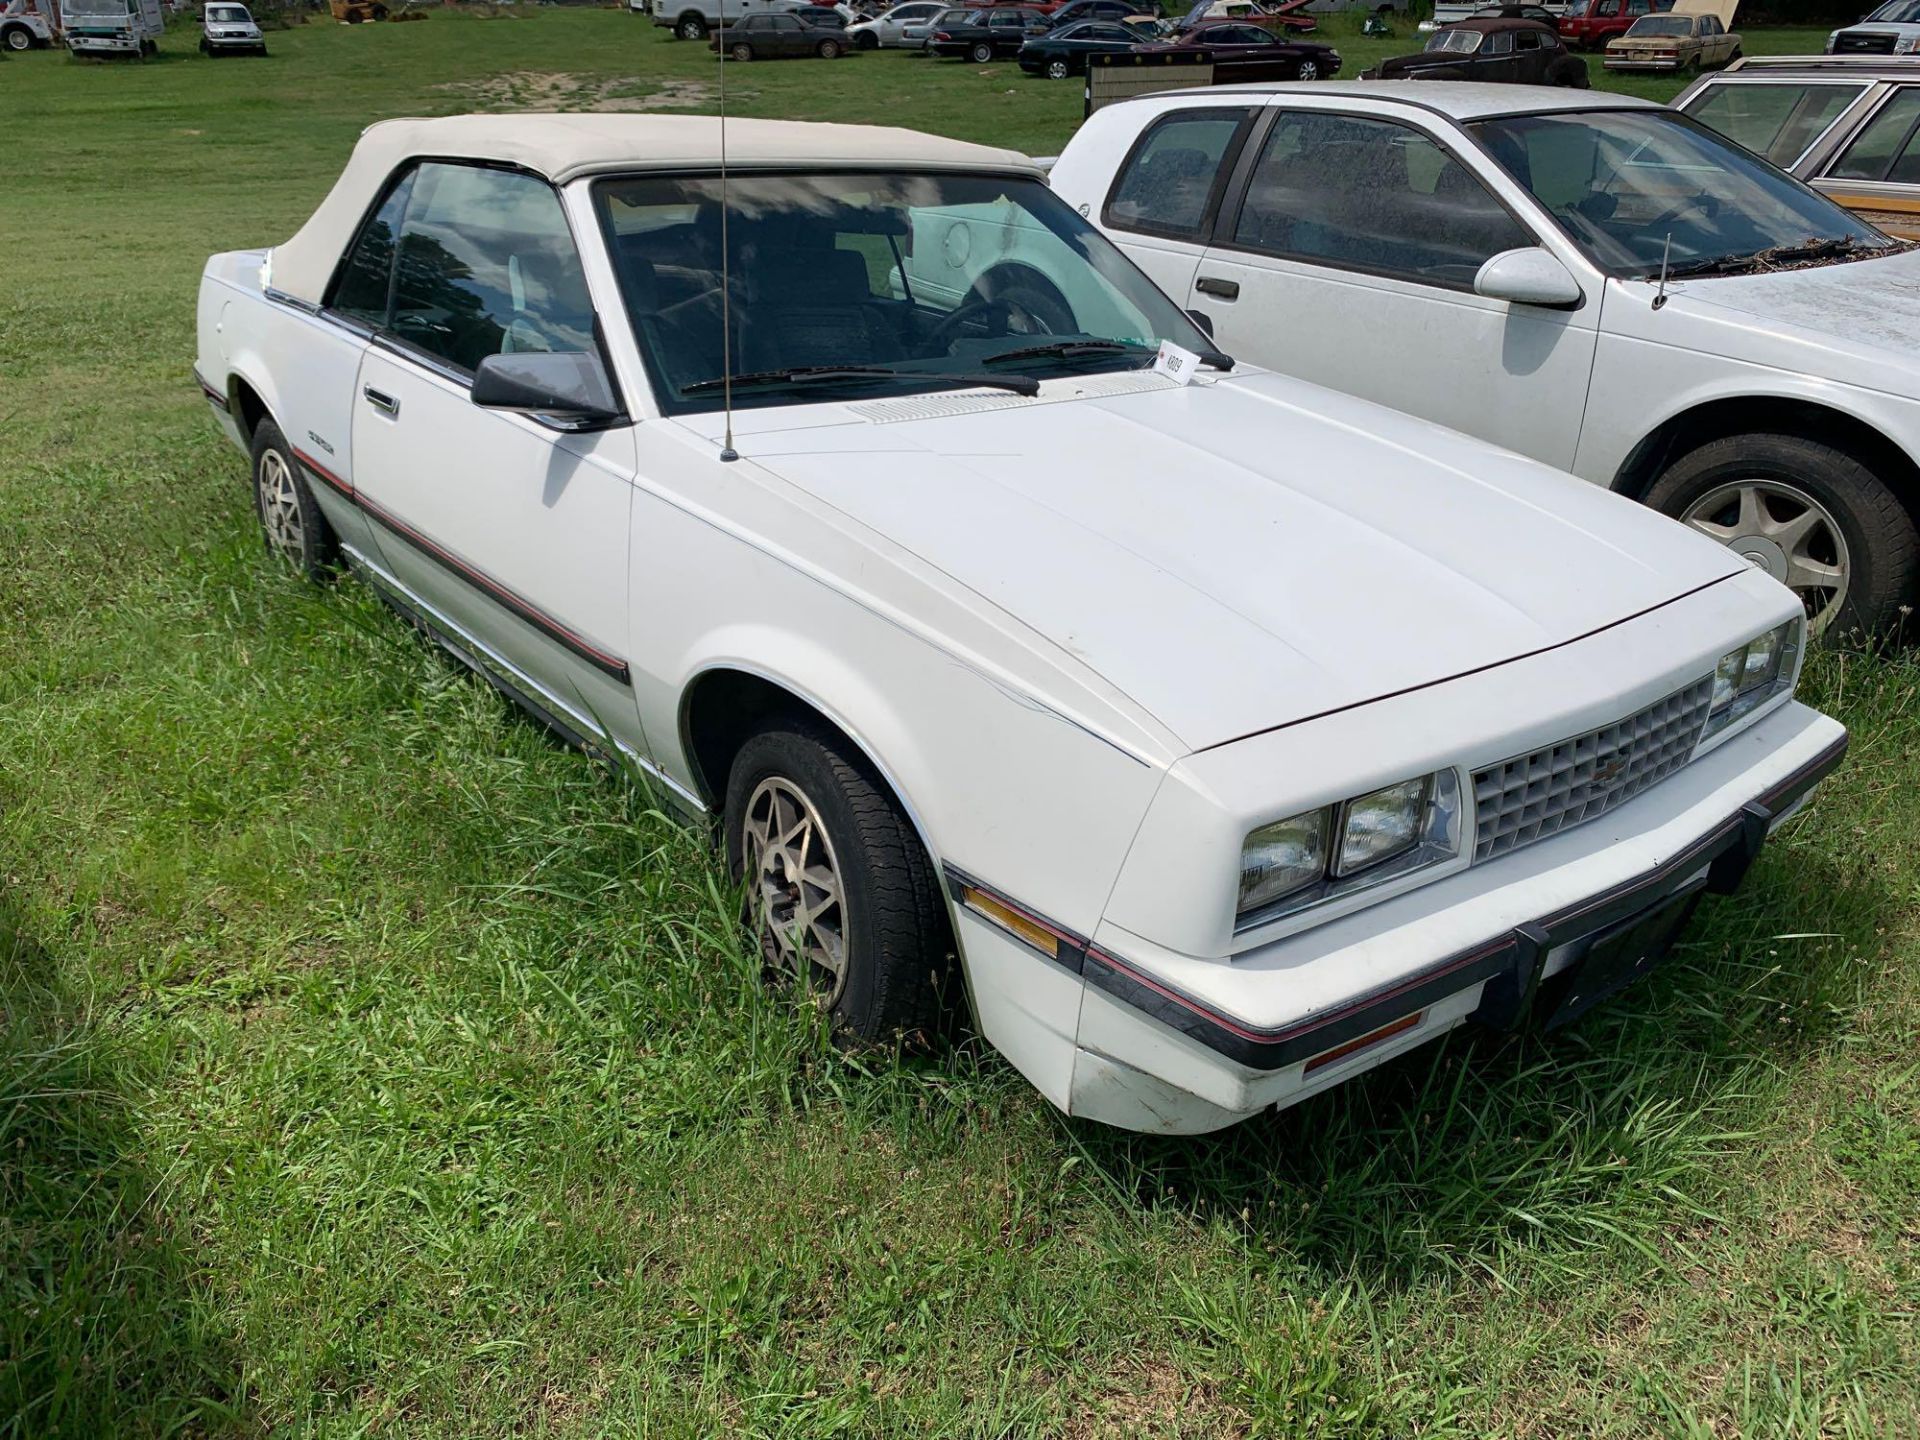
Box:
[195,115,1844,1134]
[1049,82,1920,637]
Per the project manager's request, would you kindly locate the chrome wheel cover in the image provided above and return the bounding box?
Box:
[257,449,306,560]
[741,775,848,1006]
[1681,478,1850,633]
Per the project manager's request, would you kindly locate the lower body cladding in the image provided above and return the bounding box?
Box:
[948,700,1845,1135]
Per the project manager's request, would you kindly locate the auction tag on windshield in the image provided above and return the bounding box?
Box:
[1153,340,1201,387]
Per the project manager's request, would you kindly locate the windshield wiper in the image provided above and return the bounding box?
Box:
[983,338,1236,372]
[1654,236,1877,282]
[682,365,1039,397]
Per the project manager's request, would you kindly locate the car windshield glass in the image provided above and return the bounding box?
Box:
[1626,16,1688,33]
[63,0,129,15]
[1865,0,1920,20]
[1471,109,1895,278]
[1427,27,1481,51]
[594,171,1220,415]
[206,4,246,17]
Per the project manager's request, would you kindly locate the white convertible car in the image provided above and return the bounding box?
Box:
[195,115,1845,1134]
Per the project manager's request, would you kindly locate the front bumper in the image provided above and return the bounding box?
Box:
[950,699,1846,1134]
[1603,53,1680,68]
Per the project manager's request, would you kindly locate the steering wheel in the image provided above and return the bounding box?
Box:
[923,297,1013,356]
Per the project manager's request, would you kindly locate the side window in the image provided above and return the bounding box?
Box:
[1685,82,1867,167]
[1484,29,1513,53]
[1515,28,1541,49]
[329,170,415,328]
[1104,108,1250,239]
[388,162,596,375]
[1827,88,1920,183]
[1231,111,1531,287]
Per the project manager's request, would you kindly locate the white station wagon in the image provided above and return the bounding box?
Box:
[195,115,1845,1134]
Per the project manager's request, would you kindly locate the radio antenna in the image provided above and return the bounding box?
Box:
[1652,231,1672,311]
[716,16,739,463]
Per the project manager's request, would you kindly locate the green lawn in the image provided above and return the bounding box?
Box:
[3,11,1918,1437]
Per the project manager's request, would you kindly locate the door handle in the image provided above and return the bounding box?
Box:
[1194,275,1240,301]
[362,385,400,418]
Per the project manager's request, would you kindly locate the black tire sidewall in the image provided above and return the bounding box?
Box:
[970,40,991,61]
[250,419,337,582]
[1645,434,1918,640]
[1046,57,1068,77]
[724,727,941,1042]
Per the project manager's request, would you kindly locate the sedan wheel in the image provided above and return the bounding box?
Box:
[731,40,752,59]
[1046,56,1070,78]
[969,39,992,61]
[258,449,307,559]
[1680,479,1850,632]
[1646,431,1919,640]
[817,36,841,56]
[1295,58,1319,79]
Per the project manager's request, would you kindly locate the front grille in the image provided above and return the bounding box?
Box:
[1471,677,1714,862]
[1835,31,1897,52]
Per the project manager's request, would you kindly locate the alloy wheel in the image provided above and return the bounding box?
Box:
[741,775,849,1005]
[1046,57,1069,78]
[256,449,306,560]
[1680,478,1850,632]
[1296,58,1318,78]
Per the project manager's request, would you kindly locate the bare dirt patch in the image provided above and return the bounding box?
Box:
[434,71,718,112]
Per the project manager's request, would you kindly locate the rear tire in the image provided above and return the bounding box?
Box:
[969,38,992,61]
[1644,432,1918,641]
[250,419,339,584]
[724,719,956,1046]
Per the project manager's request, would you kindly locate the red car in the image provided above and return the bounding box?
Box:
[1136,19,1339,76]
[1557,0,1674,49]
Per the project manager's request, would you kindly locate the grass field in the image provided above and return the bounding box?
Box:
[4,11,1919,1436]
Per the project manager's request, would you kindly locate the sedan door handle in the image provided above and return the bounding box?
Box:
[1194,276,1240,301]
[362,385,400,418]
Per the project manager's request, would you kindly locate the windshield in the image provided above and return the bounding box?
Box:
[62,0,130,15]
[1626,16,1688,34]
[594,171,1219,415]
[1471,110,1894,278]
[1426,26,1481,50]
[206,4,247,18]
[1865,0,1920,20]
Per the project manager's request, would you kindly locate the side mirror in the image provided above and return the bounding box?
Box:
[1185,307,1216,338]
[1473,246,1583,308]
[471,351,623,426]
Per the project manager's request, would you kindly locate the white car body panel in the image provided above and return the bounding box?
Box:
[1048,81,1920,501]
[195,117,1848,1133]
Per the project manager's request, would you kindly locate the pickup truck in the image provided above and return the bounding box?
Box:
[1,0,56,49]
[195,113,1844,1135]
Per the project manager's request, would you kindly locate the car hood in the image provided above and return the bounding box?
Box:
[680,370,1745,751]
[1659,244,1920,391]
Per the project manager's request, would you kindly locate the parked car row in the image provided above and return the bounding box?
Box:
[3,0,273,57]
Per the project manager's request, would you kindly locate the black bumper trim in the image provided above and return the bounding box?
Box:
[962,730,1848,1072]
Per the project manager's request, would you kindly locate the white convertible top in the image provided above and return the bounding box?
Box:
[268,112,1041,307]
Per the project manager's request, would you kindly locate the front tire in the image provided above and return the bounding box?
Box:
[1645,432,1919,640]
[250,419,338,582]
[856,28,877,46]
[676,12,706,38]
[2,25,33,50]
[724,720,955,1045]
[730,39,751,59]
[968,39,992,62]
[1294,57,1319,79]
[816,36,841,56]
[1045,56,1069,78]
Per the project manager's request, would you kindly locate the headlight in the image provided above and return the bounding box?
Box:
[1237,770,1462,928]
[1703,617,1802,740]
[1898,34,1919,52]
